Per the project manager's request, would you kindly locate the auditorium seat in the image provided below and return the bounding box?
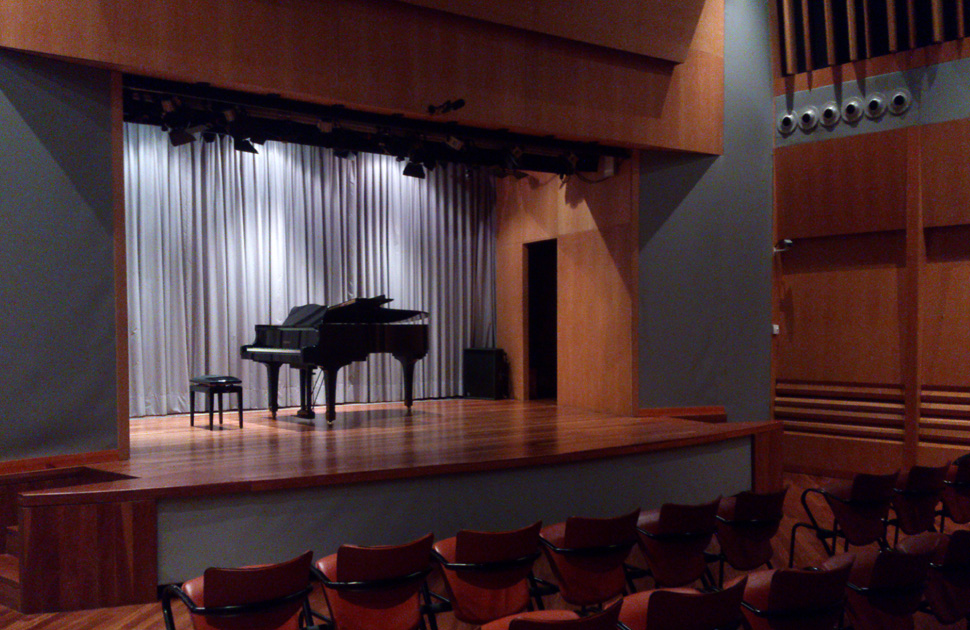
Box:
[539,509,639,612]
[481,599,621,630]
[887,463,948,545]
[714,489,787,586]
[618,575,746,630]
[313,534,435,630]
[789,471,898,564]
[636,498,720,588]
[160,550,313,630]
[431,521,548,625]
[741,553,854,630]
[921,530,970,625]
[941,454,970,528]
[844,534,936,630]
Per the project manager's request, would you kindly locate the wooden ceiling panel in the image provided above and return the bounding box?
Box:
[391,0,708,63]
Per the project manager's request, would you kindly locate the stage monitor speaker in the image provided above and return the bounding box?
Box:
[463,348,508,399]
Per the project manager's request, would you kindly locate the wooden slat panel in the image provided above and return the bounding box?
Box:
[776,406,903,428]
[775,396,904,414]
[922,388,970,404]
[823,0,838,64]
[802,0,815,70]
[775,130,910,238]
[932,0,945,41]
[783,420,903,440]
[863,0,874,55]
[907,0,918,47]
[776,381,905,400]
[887,0,899,51]
[781,0,799,74]
[847,0,861,59]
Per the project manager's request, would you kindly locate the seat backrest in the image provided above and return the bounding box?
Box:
[731,489,787,526]
[859,544,933,617]
[826,472,897,546]
[849,472,898,504]
[563,509,639,549]
[757,554,853,630]
[655,499,720,536]
[893,464,949,535]
[951,453,970,485]
[334,533,433,610]
[196,550,313,630]
[542,509,639,607]
[923,531,970,624]
[645,575,746,630]
[453,521,542,590]
[639,499,719,587]
[509,600,622,630]
[717,489,787,572]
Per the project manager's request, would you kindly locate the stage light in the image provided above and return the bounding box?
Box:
[202,131,218,143]
[403,161,426,179]
[168,128,196,147]
[446,135,464,152]
[316,120,334,133]
[233,137,258,154]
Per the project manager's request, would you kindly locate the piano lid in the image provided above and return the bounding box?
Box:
[280,296,427,327]
[323,295,427,324]
[282,304,329,327]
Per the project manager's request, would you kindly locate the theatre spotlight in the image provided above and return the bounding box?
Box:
[168,128,196,147]
[773,239,793,254]
[233,137,259,154]
[403,160,426,179]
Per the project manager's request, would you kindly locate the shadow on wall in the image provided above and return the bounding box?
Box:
[639,152,717,248]
[0,49,113,228]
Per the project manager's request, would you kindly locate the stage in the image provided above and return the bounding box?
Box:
[8,399,780,612]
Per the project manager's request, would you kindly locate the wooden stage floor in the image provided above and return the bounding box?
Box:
[25,398,776,506]
[7,399,778,616]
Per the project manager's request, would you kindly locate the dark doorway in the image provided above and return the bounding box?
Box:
[527,239,557,400]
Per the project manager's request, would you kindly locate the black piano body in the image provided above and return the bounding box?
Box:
[240,296,429,423]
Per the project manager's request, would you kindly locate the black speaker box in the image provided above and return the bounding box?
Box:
[463,348,508,399]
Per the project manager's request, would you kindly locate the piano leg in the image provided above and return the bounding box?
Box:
[296,367,316,419]
[394,353,418,414]
[265,362,281,419]
[324,368,339,424]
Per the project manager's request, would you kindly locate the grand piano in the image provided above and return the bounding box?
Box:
[240,296,429,423]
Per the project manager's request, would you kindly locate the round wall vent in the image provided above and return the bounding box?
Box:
[865,93,887,119]
[777,111,797,135]
[842,97,864,123]
[820,101,841,127]
[798,106,819,132]
[888,88,912,115]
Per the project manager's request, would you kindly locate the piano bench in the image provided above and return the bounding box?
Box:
[189,375,243,430]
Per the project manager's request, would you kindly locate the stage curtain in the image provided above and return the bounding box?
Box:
[124,123,496,417]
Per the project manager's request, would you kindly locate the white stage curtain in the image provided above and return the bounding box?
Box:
[125,123,496,417]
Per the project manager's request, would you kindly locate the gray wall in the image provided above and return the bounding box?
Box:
[638,0,774,422]
[0,50,117,461]
[158,438,751,582]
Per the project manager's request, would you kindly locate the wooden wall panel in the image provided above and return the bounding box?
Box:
[921,228,970,389]
[775,233,905,384]
[496,158,638,416]
[0,0,725,154]
[557,227,637,415]
[19,500,157,612]
[922,119,970,228]
[783,432,903,476]
[394,0,709,63]
[775,130,911,239]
